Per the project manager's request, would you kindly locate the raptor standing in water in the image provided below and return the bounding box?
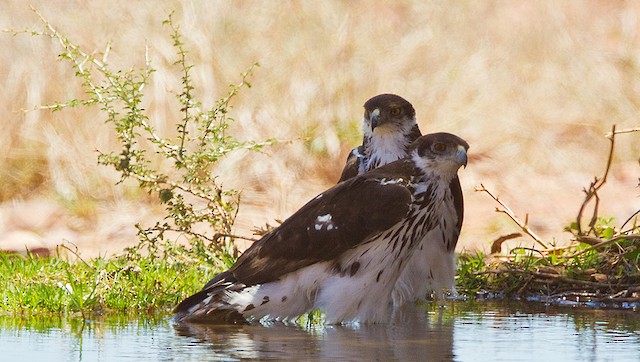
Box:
[173,133,468,324]
[338,94,465,303]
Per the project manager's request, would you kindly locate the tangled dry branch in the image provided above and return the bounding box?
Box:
[466,124,640,306]
[474,184,549,250]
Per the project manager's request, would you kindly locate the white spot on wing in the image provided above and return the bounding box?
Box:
[314,214,336,232]
[379,178,404,186]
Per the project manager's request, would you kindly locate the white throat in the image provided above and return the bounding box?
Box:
[362,117,417,173]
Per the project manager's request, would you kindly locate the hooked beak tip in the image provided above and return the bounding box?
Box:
[370,108,380,130]
[456,146,468,168]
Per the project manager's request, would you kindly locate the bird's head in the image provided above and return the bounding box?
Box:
[363,94,416,135]
[410,132,469,180]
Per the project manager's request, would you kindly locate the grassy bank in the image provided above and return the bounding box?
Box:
[458,238,640,307]
[2,229,638,318]
[0,243,228,317]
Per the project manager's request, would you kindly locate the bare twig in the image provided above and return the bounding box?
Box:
[526,270,631,288]
[477,269,618,288]
[605,127,640,137]
[572,236,601,246]
[539,244,578,253]
[475,184,550,249]
[620,209,640,233]
[568,235,640,259]
[490,233,522,254]
[58,242,91,268]
[509,247,546,257]
[576,125,616,236]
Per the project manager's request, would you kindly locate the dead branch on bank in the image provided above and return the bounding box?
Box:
[575,125,616,237]
[464,124,640,306]
[474,184,549,250]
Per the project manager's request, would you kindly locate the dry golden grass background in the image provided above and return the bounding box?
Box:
[1,1,639,257]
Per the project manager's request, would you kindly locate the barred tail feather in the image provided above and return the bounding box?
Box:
[173,267,320,324]
[173,271,248,324]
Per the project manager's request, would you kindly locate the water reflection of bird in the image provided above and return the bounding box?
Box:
[173,304,454,361]
[173,132,468,324]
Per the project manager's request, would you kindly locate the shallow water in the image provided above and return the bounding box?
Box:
[2,301,639,361]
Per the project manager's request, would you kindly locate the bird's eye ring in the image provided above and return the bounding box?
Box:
[432,142,447,152]
[389,107,401,116]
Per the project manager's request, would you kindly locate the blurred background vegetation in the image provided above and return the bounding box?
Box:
[1,1,638,257]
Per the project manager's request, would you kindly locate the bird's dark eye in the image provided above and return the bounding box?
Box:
[432,142,447,152]
[364,110,370,118]
[389,107,401,116]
